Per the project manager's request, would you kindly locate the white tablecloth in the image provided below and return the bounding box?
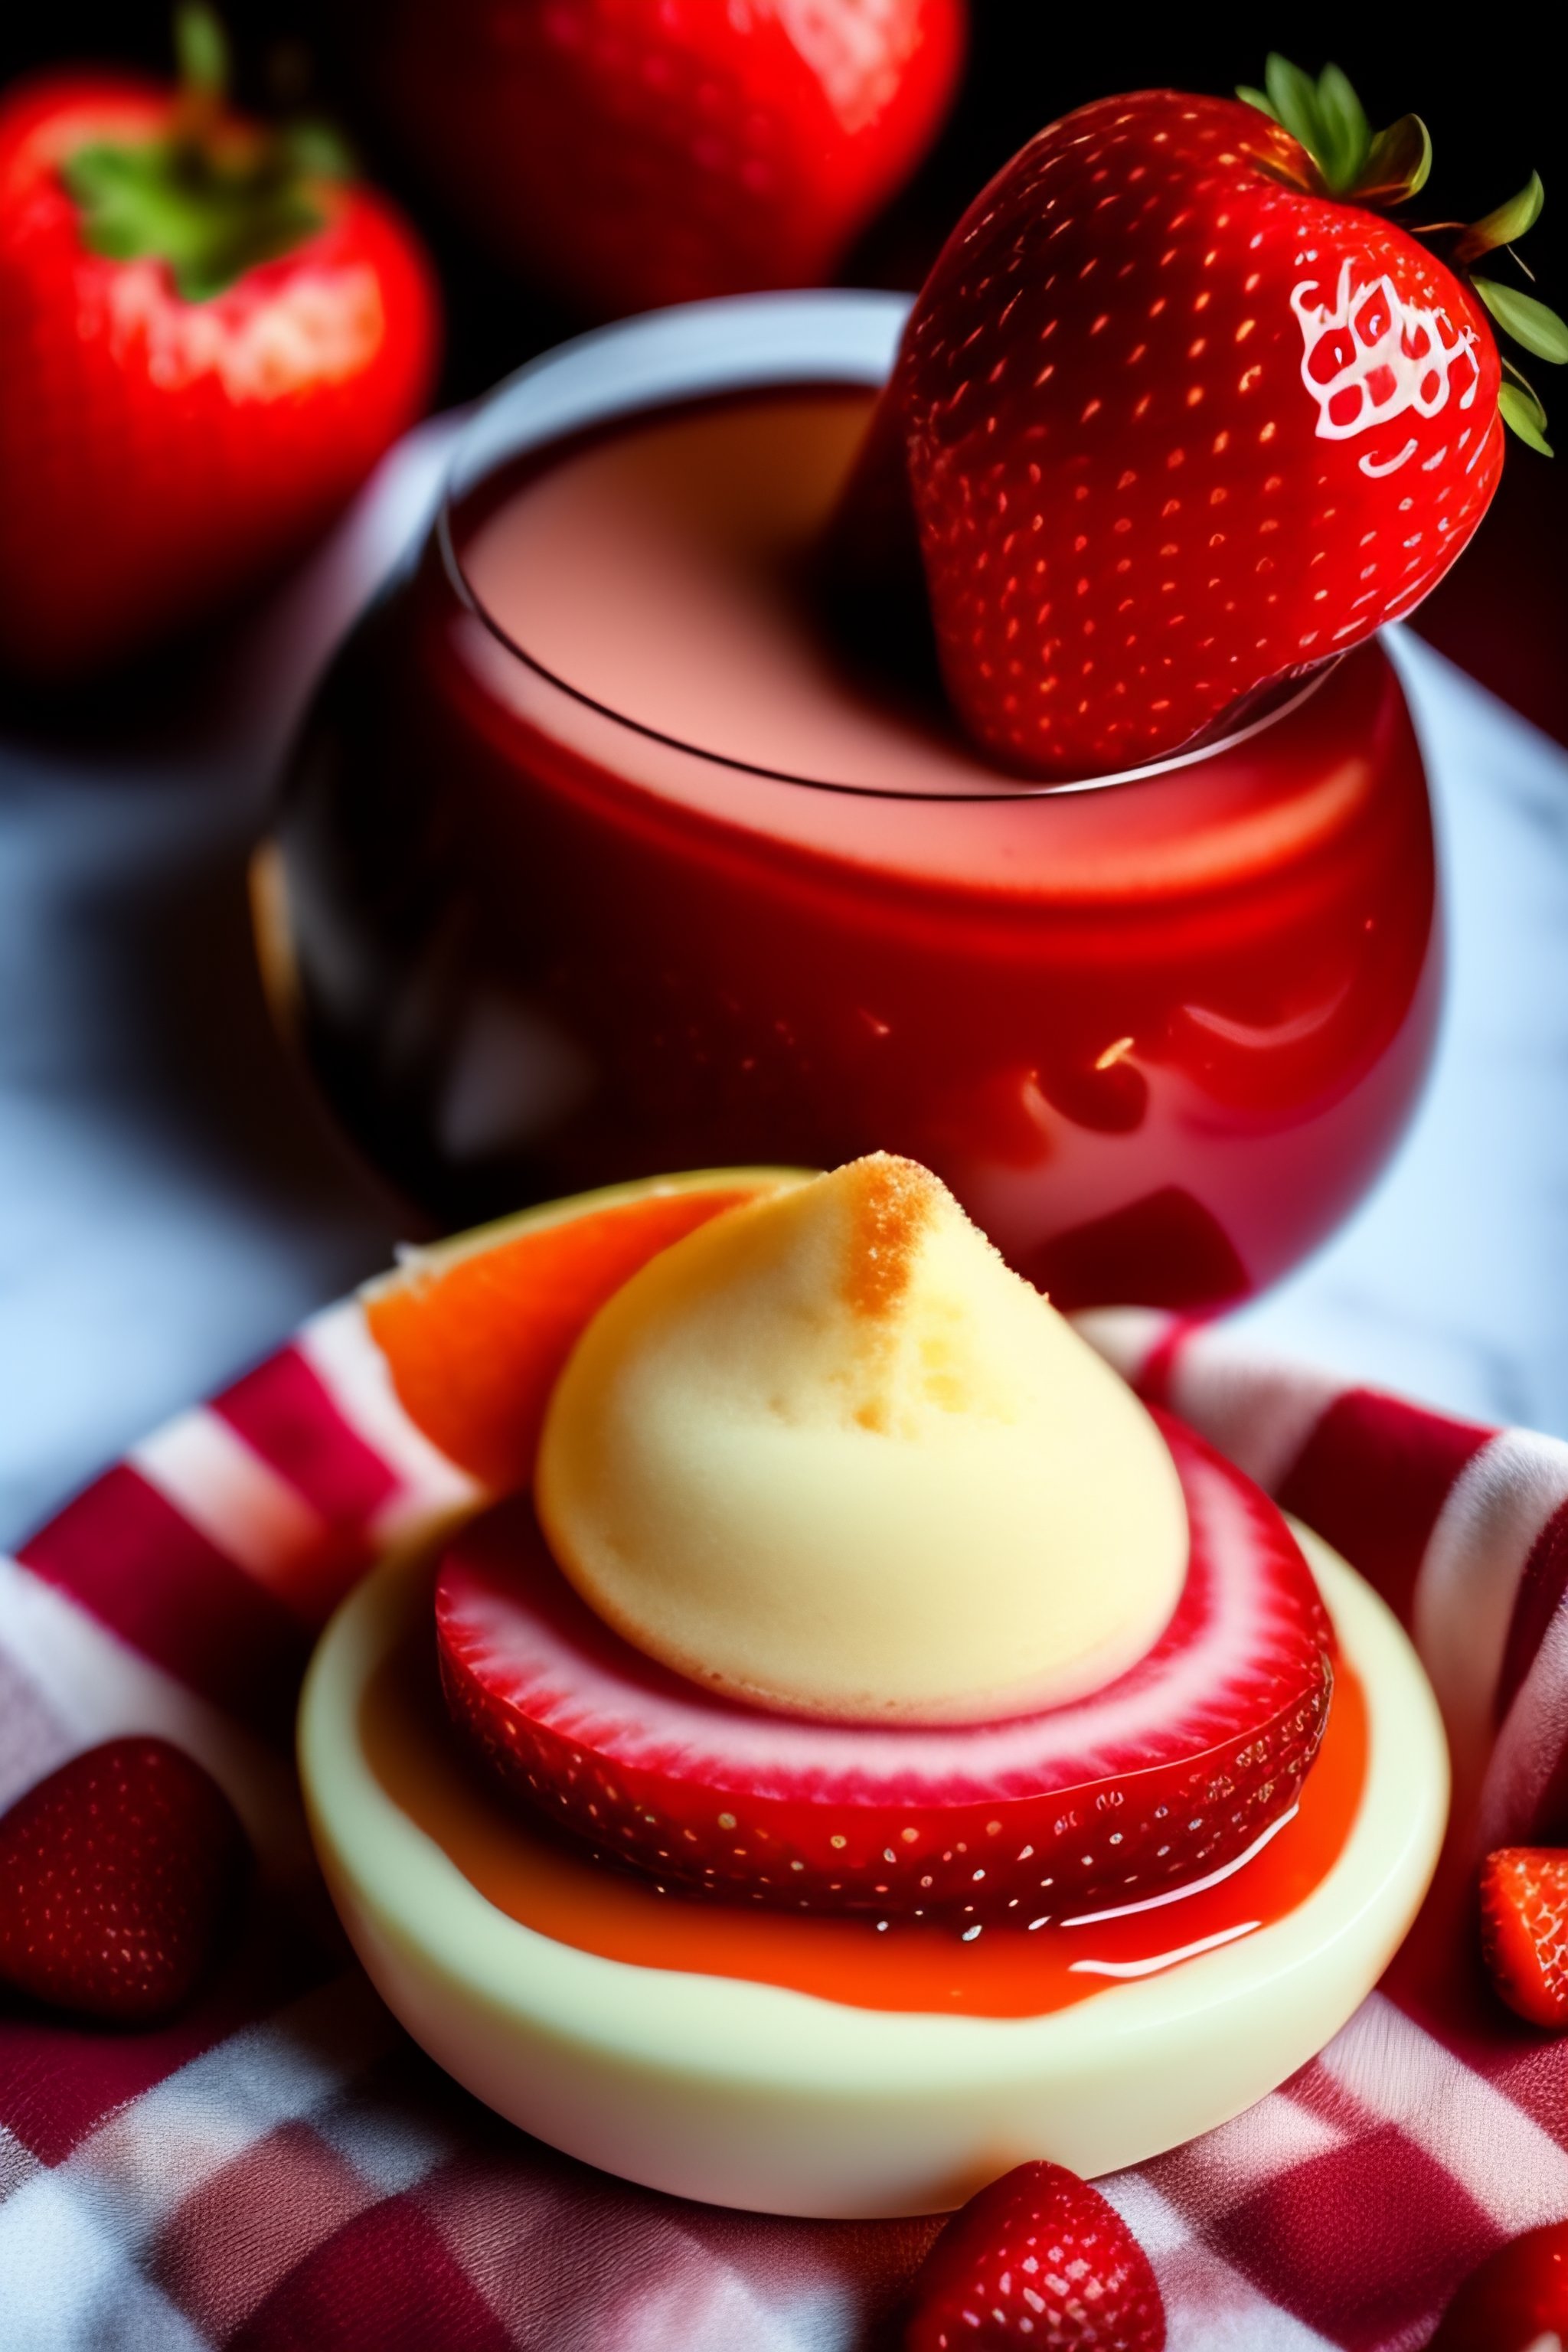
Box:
[5,423,1568,1547]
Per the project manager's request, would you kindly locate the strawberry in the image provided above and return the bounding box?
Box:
[838,57,1566,779]
[0,8,438,682]
[436,1412,1333,1922]
[904,2161,1165,2350]
[1428,2220,1568,2350]
[1478,1846,1568,2029]
[0,1736,247,2023]
[357,0,965,317]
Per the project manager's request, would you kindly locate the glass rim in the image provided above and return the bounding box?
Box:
[434,292,1339,805]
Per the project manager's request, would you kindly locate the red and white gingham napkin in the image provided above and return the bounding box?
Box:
[2,1294,1567,2351]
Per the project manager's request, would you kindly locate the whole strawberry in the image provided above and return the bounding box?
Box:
[904,2161,1165,2351]
[0,1736,247,2023]
[1479,1846,1568,2029]
[1428,2220,1568,2350]
[841,57,1564,779]
[0,8,438,682]
[358,0,965,317]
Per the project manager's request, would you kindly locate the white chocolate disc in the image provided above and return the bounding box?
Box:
[299,1526,1449,2216]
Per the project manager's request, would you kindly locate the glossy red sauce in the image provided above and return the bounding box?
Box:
[361,1574,1367,2020]
[277,387,1438,1308]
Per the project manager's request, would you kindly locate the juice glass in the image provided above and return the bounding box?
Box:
[263,293,1439,1312]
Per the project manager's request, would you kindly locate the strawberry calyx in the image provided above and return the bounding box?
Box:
[1457,171,1545,263]
[1242,55,1566,457]
[1462,173,1566,456]
[1237,55,1430,204]
[60,5,349,302]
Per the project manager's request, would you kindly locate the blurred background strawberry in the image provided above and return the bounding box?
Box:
[0,8,439,682]
[348,0,967,318]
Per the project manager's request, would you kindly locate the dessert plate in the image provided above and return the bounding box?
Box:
[301,1516,1445,2217]
[292,1173,1446,2219]
[15,1174,1449,2223]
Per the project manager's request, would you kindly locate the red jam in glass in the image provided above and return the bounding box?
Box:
[273,383,1437,1311]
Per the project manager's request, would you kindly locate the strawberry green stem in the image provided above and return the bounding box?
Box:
[172,3,227,133]
[62,4,344,302]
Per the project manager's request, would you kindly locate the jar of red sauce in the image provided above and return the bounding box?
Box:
[263,292,1438,1312]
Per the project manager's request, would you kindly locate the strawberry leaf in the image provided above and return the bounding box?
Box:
[64,136,325,300]
[1263,52,1328,168]
[1459,172,1546,260]
[1499,380,1553,456]
[1475,278,1568,364]
[61,1,343,302]
[1247,57,1420,203]
[175,3,228,103]
[1356,113,1432,203]
[1315,64,1371,194]
[281,118,354,180]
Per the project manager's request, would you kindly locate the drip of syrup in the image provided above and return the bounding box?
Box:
[361,1589,1367,2020]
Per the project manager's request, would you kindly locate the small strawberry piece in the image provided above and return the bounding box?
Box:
[361,0,965,317]
[1429,2220,1568,2350]
[0,15,437,681]
[0,1737,247,2023]
[436,1411,1334,1922]
[1479,1847,1568,2029]
[841,84,1508,779]
[905,2161,1165,2351]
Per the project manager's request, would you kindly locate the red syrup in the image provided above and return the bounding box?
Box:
[274,385,1438,1312]
[359,1567,1368,2020]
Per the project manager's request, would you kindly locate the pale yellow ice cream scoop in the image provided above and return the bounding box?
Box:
[534,1155,1189,1723]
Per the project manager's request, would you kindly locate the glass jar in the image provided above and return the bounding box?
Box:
[263,292,1439,1312]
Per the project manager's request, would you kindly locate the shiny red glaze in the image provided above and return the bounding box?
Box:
[433,1410,1334,1923]
[272,390,1438,1311]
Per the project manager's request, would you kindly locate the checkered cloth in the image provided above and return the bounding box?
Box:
[3,1295,1568,2352]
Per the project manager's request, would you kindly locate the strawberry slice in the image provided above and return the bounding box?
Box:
[1478,1847,1568,2029]
[0,1737,247,2023]
[838,61,1563,781]
[435,1411,1333,1923]
[1429,2220,1568,2350]
[903,2160,1166,2350]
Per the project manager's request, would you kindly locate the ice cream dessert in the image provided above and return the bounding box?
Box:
[534,1155,1187,1722]
[299,1158,1448,2213]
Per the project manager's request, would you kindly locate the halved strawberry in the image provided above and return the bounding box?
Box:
[435,1411,1333,1923]
[903,2160,1166,2350]
[836,60,1563,780]
[1429,2220,1568,2350]
[0,1737,247,2023]
[1478,1847,1568,2030]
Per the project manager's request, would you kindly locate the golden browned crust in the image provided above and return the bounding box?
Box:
[838,1153,940,1323]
